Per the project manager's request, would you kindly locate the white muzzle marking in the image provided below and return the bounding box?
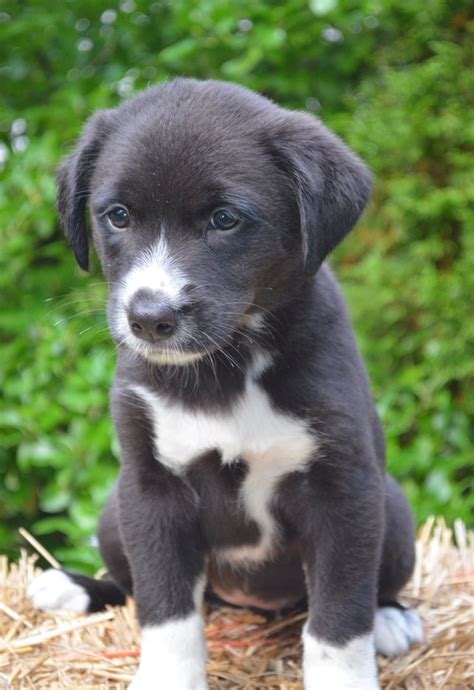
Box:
[115,237,198,364]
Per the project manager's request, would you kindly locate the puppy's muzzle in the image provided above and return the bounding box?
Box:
[127,289,178,343]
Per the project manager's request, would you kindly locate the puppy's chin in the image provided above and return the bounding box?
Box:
[112,332,207,366]
[142,349,206,366]
[133,345,206,366]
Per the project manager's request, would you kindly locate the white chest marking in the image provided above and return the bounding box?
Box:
[132,355,317,563]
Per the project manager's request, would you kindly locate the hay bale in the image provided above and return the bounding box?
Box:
[0,517,472,689]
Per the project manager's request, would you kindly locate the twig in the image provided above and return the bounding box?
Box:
[18,528,61,569]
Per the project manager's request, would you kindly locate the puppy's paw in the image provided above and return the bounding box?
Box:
[303,625,379,689]
[27,568,90,613]
[129,615,209,690]
[374,605,424,657]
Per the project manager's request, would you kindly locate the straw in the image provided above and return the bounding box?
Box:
[0,518,472,689]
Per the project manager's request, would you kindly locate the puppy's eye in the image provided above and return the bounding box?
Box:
[210,208,239,231]
[107,206,130,229]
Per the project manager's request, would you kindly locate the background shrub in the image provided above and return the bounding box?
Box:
[1,0,472,571]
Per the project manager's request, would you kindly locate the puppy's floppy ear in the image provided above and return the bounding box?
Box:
[57,110,115,271]
[268,111,372,274]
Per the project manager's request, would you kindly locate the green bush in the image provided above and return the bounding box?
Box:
[335,3,474,524]
[1,0,472,571]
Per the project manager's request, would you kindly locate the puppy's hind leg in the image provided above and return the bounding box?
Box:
[28,484,130,614]
[28,569,126,613]
[375,474,424,656]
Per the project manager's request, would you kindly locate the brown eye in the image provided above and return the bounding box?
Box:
[107,206,130,229]
[210,208,238,231]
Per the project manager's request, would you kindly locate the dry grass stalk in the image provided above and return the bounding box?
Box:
[0,518,472,689]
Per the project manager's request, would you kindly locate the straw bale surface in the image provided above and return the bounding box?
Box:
[0,517,472,689]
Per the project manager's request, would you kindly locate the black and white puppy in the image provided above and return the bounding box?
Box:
[28,79,423,689]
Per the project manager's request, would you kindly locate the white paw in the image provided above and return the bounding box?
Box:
[27,569,90,613]
[129,614,209,690]
[374,606,423,657]
[303,625,379,690]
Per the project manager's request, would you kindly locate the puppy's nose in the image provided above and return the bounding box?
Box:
[127,291,178,343]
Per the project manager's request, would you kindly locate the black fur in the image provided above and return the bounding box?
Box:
[56,79,415,655]
[63,570,125,612]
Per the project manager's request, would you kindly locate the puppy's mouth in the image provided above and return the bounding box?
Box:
[114,317,260,368]
[109,289,262,367]
[112,317,240,367]
[116,329,212,366]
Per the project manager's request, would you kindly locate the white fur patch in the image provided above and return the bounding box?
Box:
[113,237,193,363]
[374,606,424,657]
[129,613,208,690]
[240,311,266,331]
[302,624,379,690]
[27,569,90,613]
[121,237,188,305]
[132,352,316,563]
[250,348,273,377]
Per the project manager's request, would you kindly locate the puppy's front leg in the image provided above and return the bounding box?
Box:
[118,461,208,690]
[301,465,384,690]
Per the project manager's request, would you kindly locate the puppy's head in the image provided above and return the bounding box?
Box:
[58,79,371,365]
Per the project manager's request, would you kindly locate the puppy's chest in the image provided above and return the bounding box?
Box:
[133,379,314,473]
[132,377,316,560]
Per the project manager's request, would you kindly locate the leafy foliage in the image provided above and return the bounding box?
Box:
[1,0,472,571]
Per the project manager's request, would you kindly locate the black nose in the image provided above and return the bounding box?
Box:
[127,291,178,343]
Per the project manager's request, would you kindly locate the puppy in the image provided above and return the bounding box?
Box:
[29,79,423,689]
